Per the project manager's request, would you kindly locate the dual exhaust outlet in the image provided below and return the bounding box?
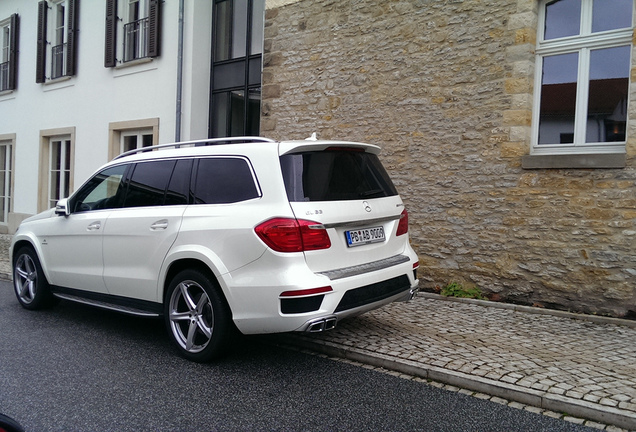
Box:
[305,316,337,333]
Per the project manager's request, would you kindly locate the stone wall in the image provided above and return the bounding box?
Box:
[262,0,636,318]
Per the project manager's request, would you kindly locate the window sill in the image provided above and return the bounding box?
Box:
[522,153,626,169]
[44,75,72,86]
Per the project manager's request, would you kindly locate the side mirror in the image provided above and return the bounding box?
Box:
[55,198,70,216]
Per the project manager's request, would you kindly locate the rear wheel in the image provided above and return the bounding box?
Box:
[164,269,232,362]
[13,247,57,310]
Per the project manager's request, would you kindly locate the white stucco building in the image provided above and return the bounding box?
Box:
[0,0,265,233]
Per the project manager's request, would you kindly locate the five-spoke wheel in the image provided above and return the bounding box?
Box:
[165,269,231,362]
[13,247,56,310]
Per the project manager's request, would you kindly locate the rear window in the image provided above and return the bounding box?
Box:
[280,150,398,202]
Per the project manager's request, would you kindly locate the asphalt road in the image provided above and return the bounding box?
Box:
[0,280,594,432]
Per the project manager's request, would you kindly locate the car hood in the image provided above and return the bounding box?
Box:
[21,208,56,224]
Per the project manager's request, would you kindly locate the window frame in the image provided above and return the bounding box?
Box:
[104,0,161,67]
[35,0,78,83]
[108,118,159,160]
[0,135,15,227]
[38,127,75,212]
[530,0,634,156]
[0,14,18,92]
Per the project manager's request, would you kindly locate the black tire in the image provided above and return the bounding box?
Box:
[164,269,232,362]
[12,246,57,310]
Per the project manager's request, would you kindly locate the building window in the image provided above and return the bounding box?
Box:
[108,118,159,160]
[0,14,18,92]
[121,129,153,153]
[48,138,71,209]
[209,0,265,138]
[38,128,74,212]
[104,0,161,67]
[532,0,633,155]
[36,0,78,83]
[0,140,13,224]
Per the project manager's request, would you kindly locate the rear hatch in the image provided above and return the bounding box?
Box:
[278,140,409,274]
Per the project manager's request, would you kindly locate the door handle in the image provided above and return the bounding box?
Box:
[87,221,101,231]
[150,220,169,230]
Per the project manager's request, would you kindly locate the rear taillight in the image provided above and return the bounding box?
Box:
[255,218,332,253]
[396,208,409,236]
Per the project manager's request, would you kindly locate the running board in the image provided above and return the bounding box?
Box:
[53,292,161,317]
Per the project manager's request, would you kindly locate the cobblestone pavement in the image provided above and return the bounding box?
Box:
[2,234,635,430]
[277,295,636,431]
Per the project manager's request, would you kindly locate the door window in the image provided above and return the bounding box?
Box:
[71,165,127,213]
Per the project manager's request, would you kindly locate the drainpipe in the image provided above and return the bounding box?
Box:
[175,0,185,142]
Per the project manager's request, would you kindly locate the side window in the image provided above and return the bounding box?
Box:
[123,160,176,208]
[193,158,259,204]
[71,165,127,213]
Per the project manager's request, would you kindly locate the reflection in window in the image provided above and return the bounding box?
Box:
[538,53,578,145]
[210,0,264,138]
[586,46,630,143]
[592,0,632,33]
[534,0,633,151]
[193,158,259,204]
[544,0,581,40]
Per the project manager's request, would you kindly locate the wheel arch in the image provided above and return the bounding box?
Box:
[11,237,52,284]
[161,258,233,314]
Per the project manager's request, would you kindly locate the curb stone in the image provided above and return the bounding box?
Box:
[275,334,636,431]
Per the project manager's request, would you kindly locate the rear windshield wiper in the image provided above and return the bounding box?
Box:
[359,189,386,198]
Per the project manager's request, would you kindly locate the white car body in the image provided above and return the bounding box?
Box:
[11,137,419,360]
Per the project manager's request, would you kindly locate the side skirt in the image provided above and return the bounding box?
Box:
[51,286,163,317]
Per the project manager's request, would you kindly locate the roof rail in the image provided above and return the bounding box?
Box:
[114,136,276,160]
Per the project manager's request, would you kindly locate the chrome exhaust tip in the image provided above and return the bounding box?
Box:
[305,316,337,333]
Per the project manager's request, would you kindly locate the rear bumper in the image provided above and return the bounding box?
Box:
[225,252,419,335]
[297,278,419,333]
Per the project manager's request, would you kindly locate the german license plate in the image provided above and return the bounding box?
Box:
[345,226,386,247]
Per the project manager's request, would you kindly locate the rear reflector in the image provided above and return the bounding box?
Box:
[280,286,333,297]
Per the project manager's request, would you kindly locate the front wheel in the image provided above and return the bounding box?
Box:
[13,247,57,310]
[164,269,232,362]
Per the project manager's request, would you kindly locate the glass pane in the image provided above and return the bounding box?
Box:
[124,135,137,152]
[64,140,71,169]
[214,0,248,61]
[586,46,630,143]
[0,146,6,169]
[124,160,176,207]
[142,134,153,147]
[72,165,127,212]
[247,88,261,136]
[544,0,581,40]
[230,90,246,136]
[51,141,61,170]
[538,53,579,145]
[63,171,70,197]
[592,0,632,33]
[194,158,259,204]
[250,0,265,55]
[280,151,398,202]
[212,92,230,137]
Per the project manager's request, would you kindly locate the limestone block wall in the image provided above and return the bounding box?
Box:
[262,0,636,318]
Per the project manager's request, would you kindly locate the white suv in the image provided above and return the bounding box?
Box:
[11,137,419,362]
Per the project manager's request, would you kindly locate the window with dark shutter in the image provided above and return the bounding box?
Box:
[7,13,18,90]
[147,0,161,58]
[36,0,47,83]
[104,0,117,67]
